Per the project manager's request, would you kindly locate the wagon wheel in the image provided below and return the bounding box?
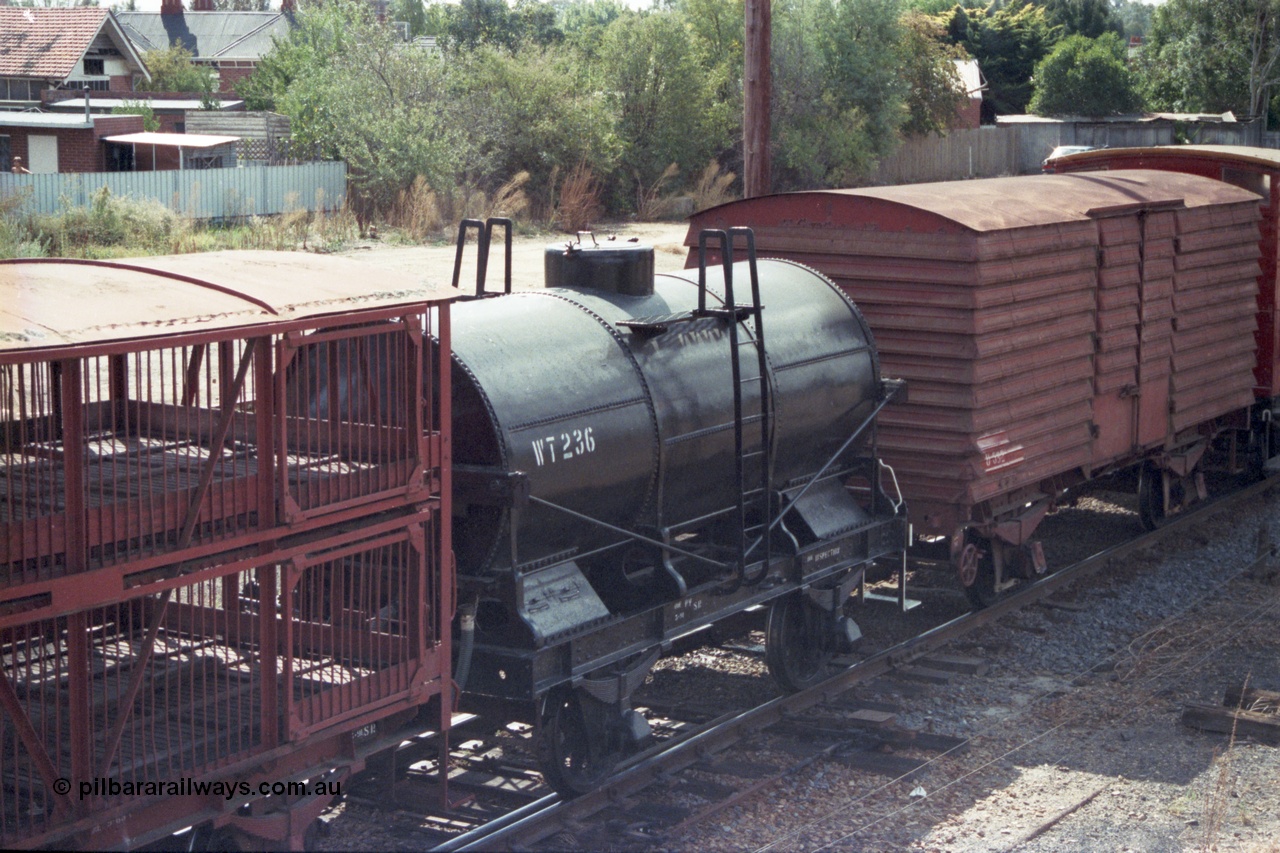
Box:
[959,535,1000,610]
[1137,462,1177,531]
[765,592,833,693]
[536,687,620,796]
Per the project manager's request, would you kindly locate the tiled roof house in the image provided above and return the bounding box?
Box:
[117,2,294,94]
[0,7,150,109]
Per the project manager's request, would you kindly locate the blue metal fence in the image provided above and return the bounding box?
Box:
[0,162,347,219]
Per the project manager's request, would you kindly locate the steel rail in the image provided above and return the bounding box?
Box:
[432,475,1279,851]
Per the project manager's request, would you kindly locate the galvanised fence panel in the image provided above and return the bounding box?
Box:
[0,162,347,220]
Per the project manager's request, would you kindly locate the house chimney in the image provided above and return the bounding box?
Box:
[160,0,183,15]
[192,0,214,10]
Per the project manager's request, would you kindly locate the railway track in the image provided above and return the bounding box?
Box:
[370,473,1273,851]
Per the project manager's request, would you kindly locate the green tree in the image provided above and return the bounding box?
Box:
[1140,0,1280,120]
[1040,0,1120,39]
[448,45,617,200]
[674,0,744,152]
[1029,32,1143,116]
[941,1,1060,116]
[239,0,461,212]
[900,11,968,136]
[772,0,928,188]
[390,0,428,37]
[433,0,562,52]
[1112,0,1152,39]
[597,12,727,208]
[136,45,219,98]
[237,0,366,112]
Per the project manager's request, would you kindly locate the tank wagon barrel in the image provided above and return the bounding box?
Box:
[444,226,908,793]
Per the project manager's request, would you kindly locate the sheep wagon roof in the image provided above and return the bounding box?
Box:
[0,251,454,356]
[694,170,1261,235]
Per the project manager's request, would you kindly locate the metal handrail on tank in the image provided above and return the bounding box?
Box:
[743,379,907,565]
[451,217,513,298]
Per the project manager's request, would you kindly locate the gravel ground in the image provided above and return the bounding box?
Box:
[662,484,1280,853]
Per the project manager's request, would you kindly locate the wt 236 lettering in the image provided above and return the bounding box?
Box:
[531,426,596,467]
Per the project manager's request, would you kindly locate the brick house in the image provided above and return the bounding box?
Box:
[0,7,150,110]
[117,1,294,96]
[0,112,145,173]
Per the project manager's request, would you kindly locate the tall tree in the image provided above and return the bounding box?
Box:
[771,0,910,188]
[598,12,727,208]
[1040,0,1120,39]
[1029,31,1143,116]
[942,1,1060,117]
[238,0,461,212]
[1140,0,1280,119]
[900,11,967,136]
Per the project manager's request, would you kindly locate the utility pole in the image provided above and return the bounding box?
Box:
[744,0,771,198]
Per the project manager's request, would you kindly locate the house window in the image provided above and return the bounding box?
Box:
[0,136,10,172]
[83,59,105,76]
[2,79,36,101]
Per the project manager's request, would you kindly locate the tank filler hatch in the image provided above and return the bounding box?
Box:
[545,235,655,296]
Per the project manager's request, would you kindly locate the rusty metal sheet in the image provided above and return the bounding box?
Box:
[0,252,453,354]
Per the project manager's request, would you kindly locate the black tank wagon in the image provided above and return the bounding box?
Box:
[444,231,909,792]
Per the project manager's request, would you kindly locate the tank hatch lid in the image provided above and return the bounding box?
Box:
[545,237,655,296]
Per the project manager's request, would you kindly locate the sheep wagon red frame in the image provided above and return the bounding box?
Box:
[0,252,453,850]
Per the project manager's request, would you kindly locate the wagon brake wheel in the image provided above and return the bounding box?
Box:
[765,592,834,693]
[959,535,1000,610]
[536,687,620,796]
[956,543,982,588]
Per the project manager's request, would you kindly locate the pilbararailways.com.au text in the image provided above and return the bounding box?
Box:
[62,777,341,801]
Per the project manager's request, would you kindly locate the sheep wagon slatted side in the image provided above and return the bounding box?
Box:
[0,252,454,850]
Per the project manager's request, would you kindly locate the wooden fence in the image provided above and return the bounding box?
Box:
[0,161,347,220]
[870,119,1274,185]
[869,127,1020,184]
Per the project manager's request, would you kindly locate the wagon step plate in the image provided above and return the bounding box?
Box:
[617,311,696,334]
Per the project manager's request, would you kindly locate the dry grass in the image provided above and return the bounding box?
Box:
[634,162,680,221]
[551,162,603,233]
[390,173,530,241]
[691,160,737,211]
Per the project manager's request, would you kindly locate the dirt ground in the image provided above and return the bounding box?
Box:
[337,222,694,290]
